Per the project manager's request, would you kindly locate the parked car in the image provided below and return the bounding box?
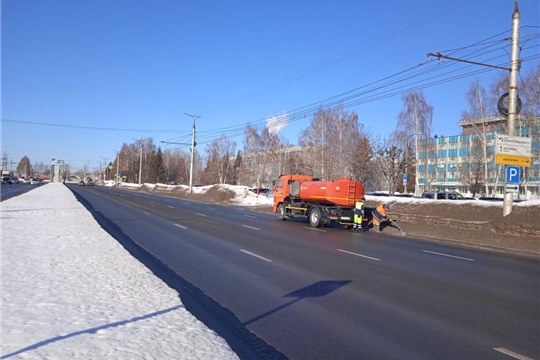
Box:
[23,178,31,184]
[30,178,42,185]
[2,176,12,184]
[249,188,270,195]
[86,180,95,186]
[421,191,466,200]
[395,193,415,198]
[78,180,86,186]
[368,192,390,197]
[478,196,523,203]
[11,177,20,184]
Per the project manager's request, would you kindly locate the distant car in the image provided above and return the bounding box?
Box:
[368,192,389,197]
[30,178,41,185]
[78,181,86,186]
[2,176,12,184]
[23,178,31,184]
[395,193,415,198]
[86,180,95,186]
[421,191,465,200]
[478,196,523,203]
[249,188,270,194]
[11,178,20,184]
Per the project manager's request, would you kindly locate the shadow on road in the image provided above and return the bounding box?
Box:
[243,280,351,326]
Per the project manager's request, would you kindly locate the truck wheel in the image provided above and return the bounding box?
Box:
[309,206,323,227]
[277,204,287,221]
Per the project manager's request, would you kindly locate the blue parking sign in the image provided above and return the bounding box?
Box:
[505,166,520,184]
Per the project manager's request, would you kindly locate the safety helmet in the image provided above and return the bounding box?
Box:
[385,204,391,210]
[361,197,366,201]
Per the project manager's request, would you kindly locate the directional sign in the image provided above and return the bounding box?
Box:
[495,154,531,167]
[495,134,532,156]
[495,135,532,167]
[505,184,519,193]
[505,166,520,184]
[402,173,408,186]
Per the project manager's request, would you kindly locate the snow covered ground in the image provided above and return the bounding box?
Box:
[1,183,242,359]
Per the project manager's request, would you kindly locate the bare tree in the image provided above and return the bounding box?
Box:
[203,135,236,184]
[461,80,495,195]
[242,124,269,188]
[374,137,403,196]
[396,91,434,195]
[458,137,485,197]
[299,105,363,180]
[520,62,540,115]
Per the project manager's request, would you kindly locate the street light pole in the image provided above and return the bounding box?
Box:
[184,112,202,194]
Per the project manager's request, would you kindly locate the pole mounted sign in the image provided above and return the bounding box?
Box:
[495,135,532,167]
[505,165,520,193]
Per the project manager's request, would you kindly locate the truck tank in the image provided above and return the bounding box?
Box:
[289,178,364,206]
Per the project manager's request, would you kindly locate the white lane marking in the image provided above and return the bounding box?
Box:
[174,223,187,230]
[494,348,534,360]
[143,211,151,215]
[148,201,156,204]
[337,249,380,261]
[208,207,216,210]
[242,225,260,231]
[195,213,207,217]
[303,226,326,232]
[422,250,474,262]
[243,215,257,218]
[240,249,272,262]
[168,205,175,209]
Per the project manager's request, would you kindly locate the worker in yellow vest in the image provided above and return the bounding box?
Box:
[352,197,365,232]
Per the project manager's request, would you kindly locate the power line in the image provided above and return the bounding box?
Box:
[204,0,472,113]
[3,32,538,148]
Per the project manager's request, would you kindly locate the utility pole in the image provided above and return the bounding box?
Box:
[503,0,521,216]
[139,144,143,185]
[428,0,521,216]
[184,112,202,194]
[100,157,109,181]
[111,149,121,184]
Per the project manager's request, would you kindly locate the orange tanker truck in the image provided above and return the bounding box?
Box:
[272,174,365,228]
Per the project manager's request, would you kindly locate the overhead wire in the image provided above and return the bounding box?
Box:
[193,38,539,145]
[204,0,472,113]
[3,29,538,147]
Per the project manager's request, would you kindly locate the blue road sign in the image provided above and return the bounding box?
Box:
[505,166,520,184]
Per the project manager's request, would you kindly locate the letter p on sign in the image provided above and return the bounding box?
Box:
[505,166,520,184]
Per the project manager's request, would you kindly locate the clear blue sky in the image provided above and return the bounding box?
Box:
[2,0,539,172]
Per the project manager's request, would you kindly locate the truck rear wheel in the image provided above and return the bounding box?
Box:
[277,204,287,221]
[309,206,323,227]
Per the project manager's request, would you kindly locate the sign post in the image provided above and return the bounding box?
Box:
[504,165,520,194]
[495,135,532,167]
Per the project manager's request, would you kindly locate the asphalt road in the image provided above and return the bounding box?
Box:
[0,182,40,201]
[67,184,540,360]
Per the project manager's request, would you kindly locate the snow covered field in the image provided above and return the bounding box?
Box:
[1,183,240,359]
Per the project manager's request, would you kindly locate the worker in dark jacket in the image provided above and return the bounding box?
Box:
[352,197,365,232]
[372,203,391,232]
